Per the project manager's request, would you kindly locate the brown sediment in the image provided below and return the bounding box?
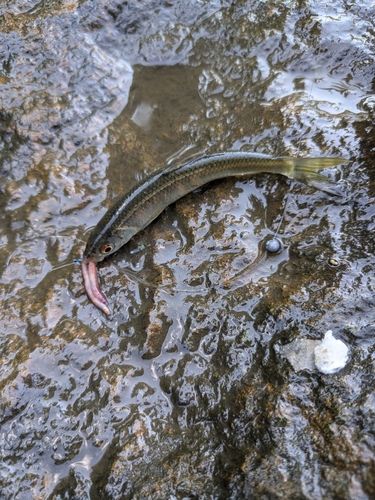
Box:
[81,259,111,316]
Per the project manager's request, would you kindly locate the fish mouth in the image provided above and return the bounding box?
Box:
[81,259,111,316]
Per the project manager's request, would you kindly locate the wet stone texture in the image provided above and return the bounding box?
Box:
[1,0,375,498]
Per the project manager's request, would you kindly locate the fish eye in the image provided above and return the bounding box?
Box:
[101,243,114,254]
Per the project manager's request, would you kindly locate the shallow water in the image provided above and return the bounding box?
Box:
[1,0,375,498]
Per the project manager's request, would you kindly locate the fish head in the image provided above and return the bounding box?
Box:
[83,226,139,263]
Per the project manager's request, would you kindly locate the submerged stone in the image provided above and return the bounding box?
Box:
[281,337,321,372]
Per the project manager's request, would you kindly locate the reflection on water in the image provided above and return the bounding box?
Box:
[1,0,375,498]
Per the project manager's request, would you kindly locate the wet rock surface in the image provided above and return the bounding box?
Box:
[1,0,375,498]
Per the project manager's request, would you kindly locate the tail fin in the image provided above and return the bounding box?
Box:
[289,157,347,195]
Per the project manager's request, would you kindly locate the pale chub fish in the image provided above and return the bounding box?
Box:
[81,151,347,315]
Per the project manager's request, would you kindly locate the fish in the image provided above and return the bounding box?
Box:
[81,151,346,315]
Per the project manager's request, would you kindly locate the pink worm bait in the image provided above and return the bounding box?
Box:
[81,259,111,316]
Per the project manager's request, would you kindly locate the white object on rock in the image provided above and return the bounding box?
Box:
[314,330,349,374]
